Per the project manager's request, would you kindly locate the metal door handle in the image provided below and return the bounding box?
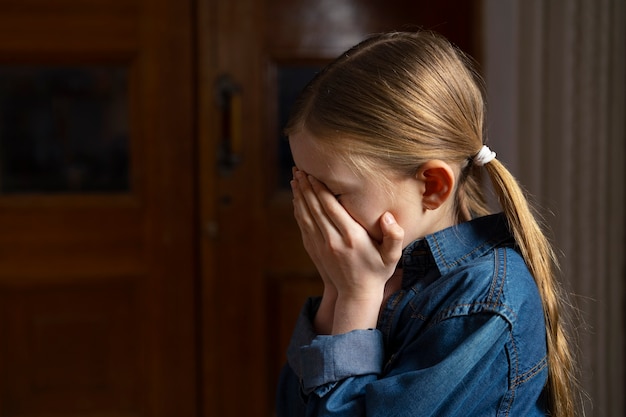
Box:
[215,74,242,176]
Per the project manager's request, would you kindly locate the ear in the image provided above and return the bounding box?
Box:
[416,160,455,210]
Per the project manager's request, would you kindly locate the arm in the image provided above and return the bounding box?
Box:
[365,314,512,416]
[277,296,386,417]
[278,313,513,417]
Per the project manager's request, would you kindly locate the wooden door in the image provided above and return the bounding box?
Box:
[198,1,480,416]
[0,1,197,416]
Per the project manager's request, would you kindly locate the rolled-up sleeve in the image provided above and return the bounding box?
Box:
[286,297,384,395]
[298,330,384,394]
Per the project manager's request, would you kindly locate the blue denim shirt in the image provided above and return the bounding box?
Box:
[276,213,549,416]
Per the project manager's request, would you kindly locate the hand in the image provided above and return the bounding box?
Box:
[290,168,337,334]
[290,169,404,333]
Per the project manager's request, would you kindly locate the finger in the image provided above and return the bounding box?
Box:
[291,176,319,236]
[291,177,332,282]
[295,172,341,241]
[307,175,359,237]
[379,212,405,266]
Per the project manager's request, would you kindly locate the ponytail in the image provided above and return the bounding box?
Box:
[483,159,577,417]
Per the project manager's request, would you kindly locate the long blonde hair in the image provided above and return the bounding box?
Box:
[286,31,577,416]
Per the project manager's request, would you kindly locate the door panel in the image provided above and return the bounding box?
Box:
[0,0,196,416]
[1,282,139,414]
[199,1,480,416]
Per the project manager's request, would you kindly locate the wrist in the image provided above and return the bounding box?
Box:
[332,291,385,335]
[313,287,337,335]
[322,284,338,301]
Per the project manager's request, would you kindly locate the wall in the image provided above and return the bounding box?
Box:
[483,0,625,415]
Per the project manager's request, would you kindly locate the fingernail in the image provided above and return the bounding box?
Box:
[383,212,395,224]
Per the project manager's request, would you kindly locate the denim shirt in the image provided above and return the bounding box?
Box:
[276,213,549,417]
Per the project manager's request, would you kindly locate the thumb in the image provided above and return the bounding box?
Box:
[379,212,404,266]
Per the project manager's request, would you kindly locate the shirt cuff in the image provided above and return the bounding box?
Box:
[286,297,384,394]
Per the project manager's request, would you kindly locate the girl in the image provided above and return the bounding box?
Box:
[276,31,577,416]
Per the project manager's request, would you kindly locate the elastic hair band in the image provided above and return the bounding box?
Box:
[473,145,496,166]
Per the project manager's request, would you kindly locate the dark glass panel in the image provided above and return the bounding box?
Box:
[276,65,320,189]
[0,66,130,193]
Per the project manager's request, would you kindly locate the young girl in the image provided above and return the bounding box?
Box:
[276,31,577,416]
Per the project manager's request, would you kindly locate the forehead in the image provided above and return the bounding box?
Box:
[288,131,358,186]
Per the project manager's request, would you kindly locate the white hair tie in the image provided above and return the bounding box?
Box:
[473,145,496,166]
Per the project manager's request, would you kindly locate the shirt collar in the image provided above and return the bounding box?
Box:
[400,213,514,286]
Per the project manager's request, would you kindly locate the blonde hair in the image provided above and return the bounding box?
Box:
[286,31,577,416]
